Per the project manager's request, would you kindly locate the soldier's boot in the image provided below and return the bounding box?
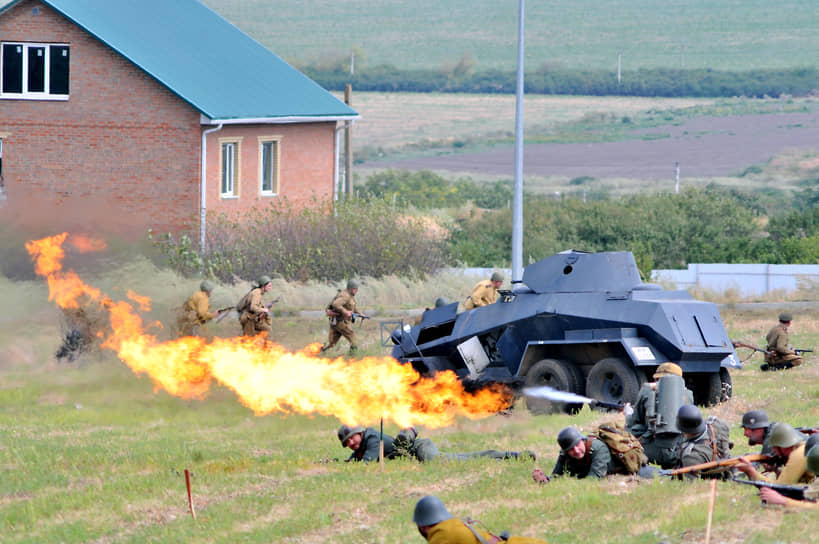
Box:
[348,346,358,355]
[760,363,770,371]
[320,344,330,352]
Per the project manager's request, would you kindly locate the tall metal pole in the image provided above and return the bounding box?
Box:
[511,0,525,282]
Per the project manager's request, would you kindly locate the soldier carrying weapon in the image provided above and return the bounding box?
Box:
[762,312,806,371]
[321,279,367,355]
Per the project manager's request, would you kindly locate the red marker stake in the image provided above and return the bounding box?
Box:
[184,468,196,519]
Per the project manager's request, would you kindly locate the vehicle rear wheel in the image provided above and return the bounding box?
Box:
[585,357,641,406]
[719,368,733,403]
[524,358,583,415]
[689,372,722,406]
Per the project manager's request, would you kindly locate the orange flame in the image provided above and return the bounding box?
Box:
[28,234,512,428]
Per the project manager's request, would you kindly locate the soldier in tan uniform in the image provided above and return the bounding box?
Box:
[463,271,504,310]
[413,495,549,544]
[763,312,803,371]
[176,280,222,337]
[321,279,360,354]
[237,275,273,337]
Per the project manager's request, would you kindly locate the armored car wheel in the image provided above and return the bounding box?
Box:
[719,368,733,402]
[689,372,723,406]
[585,357,641,405]
[524,358,584,415]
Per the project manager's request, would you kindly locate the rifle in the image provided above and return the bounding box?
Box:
[213,306,236,323]
[351,312,370,324]
[795,426,818,435]
[257,296,280,320]
[732,340,772,357]
[659,453,780,477]
[794,348,813,356]
[731,478,809,501]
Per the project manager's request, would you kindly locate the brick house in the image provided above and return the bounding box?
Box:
[0,0,358,241]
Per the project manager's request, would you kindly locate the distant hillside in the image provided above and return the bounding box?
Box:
[204,0,818,72]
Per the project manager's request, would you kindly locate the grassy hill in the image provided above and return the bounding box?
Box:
[204,0,818,72]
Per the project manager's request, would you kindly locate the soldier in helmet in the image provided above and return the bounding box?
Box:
[463,271,504,310]
[413,495,549,544]
[336,424,535,463]
[740,409,780,475]
[626,362,693,469]
[754,442,819,508]
[413,297,451,326]
[237,275,273,337]
[762,312,803,371]
[674,404,732,478]
[537,426,617,480]
[176,279,224,337]
[735,423,814,485]
[321,279,362,354]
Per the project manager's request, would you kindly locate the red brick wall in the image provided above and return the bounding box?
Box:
[0,0,337,239]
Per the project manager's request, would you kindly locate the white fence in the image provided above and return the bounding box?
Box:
[651,263,819,296]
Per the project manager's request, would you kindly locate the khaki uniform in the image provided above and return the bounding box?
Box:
[324,289,358,351]
[239,287,272,337]
[755,443,814,485]
[423,518,548,544]
[176,290,216,337]
[765,323,803,368]
[783,480,819,509]
[463,280,498,310]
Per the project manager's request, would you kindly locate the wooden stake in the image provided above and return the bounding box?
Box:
[704,478,717,544]
[184,468,197,519]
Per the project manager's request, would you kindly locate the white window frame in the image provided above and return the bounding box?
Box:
[258,136,281,196]
[218,137,242,198]
[1,42,70,100]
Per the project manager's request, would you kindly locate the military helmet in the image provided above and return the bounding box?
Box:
[769,423,806,449]
[347,279,360,290]
[740,410,769,430]
[490,271,504,283]
[200,279,215,292]
[779,312,793,323]
[805,433,819,455]
[257,275,272,288]
[807,442,819,474]
[653,362,683,379]
[676,404,705,435]
[557,427,584,453]
[434,297,448,308]
[413,495,453,527]
[337,424,365,446]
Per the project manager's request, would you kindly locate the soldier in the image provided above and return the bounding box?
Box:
[763,312,803,371]
[539,427,618,480]
[757,444,819,509]
[735,423,814,485]
[626,362,693,469]
[463,271,504,310]
[337,425,535,463]
[674,404,732,479]
[176,280,223,337]
[321,279,361,354]
[741,410,778,456]
[413,297,450,326]
[237,275,273,337]
[413,495,549,544]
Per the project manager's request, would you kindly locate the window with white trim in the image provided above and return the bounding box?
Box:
[219,138,241,198]
[1,42,69,99]
[259,137,281,195]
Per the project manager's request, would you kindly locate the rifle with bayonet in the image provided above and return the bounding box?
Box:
[731,478,810,501]
[659,453,782,477]
[731,340,772,357]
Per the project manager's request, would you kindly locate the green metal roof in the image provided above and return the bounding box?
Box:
[1,0,357,122]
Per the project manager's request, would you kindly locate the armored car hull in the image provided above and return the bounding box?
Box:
[388,250,739,411]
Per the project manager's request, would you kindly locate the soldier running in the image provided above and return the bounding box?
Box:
[176,280,223,337]
[321,279,361,354]
[237,275,274,337]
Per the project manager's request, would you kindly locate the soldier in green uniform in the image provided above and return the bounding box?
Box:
[741,410,778,456]
[626,362,693,469]
[176,280,223,337]
[463,272,503,310]
[237,275,273,337]
[413,495,550,544]
[542,427,618,479]
[337,425,535,463]
[322,279,361,354]
[763,312,803,371]
[674,404,732,479]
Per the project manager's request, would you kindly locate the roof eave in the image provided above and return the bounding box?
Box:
[200,114,361,125]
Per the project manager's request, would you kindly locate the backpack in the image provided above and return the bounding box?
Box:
[594,421,647,474]
[236,289,254,315]
[705,416,732,459]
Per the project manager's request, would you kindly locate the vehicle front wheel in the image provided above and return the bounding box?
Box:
[585,357,641,406]
[524,358,583,415]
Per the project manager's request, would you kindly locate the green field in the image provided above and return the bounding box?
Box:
[1,250,819,543]
[204,0,819,72]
